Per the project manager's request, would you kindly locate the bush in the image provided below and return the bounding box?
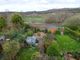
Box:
[31,52,41,60]
[2,40,20,60]
[55,30,60,35]
[47,30,51,34]
[27,30,33,36]
[46,41,60,56]
[23,23,31,32]
[0,16,6,31]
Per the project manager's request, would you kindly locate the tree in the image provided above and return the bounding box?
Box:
[63,14,80,30]
[11,13,24,29]
[27,30,33,36]
[0,16,6,31]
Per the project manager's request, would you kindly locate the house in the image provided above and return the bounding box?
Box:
[25,32,46,47]
[0,35,6,53]
[0,35,6,44]
[26,36,38,45]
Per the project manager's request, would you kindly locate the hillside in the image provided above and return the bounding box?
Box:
[0,8,80,15]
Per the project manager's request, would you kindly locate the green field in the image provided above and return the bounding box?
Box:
[24,15,45,23]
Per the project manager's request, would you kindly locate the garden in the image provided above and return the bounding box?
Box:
[0,13,80,60]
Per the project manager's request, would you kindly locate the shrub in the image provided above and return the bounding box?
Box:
[46,41,60,56]
[27,30,33,36]
[31,52,41,60]
[23,23,31,32]
[2,40,20,60]
[0,16,6,31]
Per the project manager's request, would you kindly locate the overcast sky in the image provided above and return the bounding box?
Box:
[0,0,80,12]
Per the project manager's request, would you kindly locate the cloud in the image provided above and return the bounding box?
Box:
[0,0,80,11]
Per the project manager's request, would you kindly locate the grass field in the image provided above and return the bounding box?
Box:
[24,15,45,23]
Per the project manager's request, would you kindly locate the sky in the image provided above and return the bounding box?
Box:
[0,0,80,12]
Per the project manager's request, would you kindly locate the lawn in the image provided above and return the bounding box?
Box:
[16,47,37,60]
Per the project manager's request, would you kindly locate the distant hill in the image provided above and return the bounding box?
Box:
[46,8,80,13]
[0,8,80,15]
[0,8,80,23]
